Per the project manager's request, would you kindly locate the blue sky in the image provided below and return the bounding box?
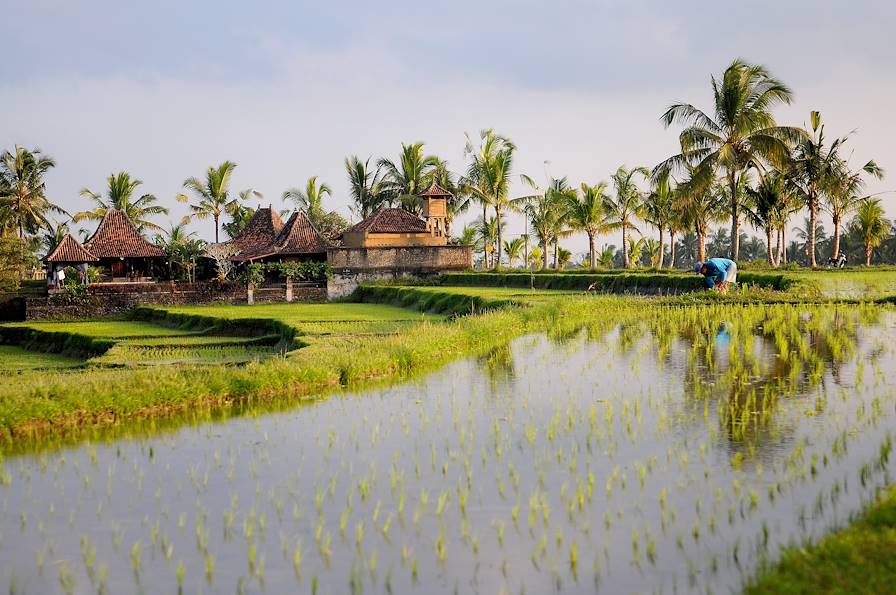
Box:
[3,0,894,251]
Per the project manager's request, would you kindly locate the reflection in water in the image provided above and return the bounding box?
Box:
[0,305,894,594]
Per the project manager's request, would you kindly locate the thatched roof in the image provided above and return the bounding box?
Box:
[344,207,428,235]
[83,209,165,258]
[44,233,99,263]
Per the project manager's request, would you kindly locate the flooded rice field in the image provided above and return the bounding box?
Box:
[2,305,894,594]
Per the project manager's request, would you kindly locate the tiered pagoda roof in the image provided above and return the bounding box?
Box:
[43,233,99,263]
[229,207,328,262]
[418,181,453,199]
[83,209,165,258]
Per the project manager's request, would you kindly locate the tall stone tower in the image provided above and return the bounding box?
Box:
[419,181,451,238]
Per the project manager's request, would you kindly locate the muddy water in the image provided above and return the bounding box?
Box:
[1,307,894,594]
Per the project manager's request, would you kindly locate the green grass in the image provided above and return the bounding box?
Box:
[0,345,82,371]
[745,486,896,594]
[6,320,206,338]
[163,302,438,324]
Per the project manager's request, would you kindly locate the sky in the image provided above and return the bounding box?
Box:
[3,0,894,255]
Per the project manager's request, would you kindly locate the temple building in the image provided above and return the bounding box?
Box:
[82,209,166,280]
[43,233,99,285]
[227,207,328,263]
[341,181,450,248]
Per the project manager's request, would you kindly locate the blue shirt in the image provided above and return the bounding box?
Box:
[702,258,734,288]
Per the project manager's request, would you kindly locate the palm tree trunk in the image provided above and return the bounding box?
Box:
[495,207,502,270]
[697,231,706,262]
[775,227,783,265]
[482,206,488,266]
[766,226,776,267]
[729,172,740,261]
[553,238,559,270]
[865,243,872,266]
[808,188,818,268]
[669,228,676,269]
[832,215,841,260]
[214,215,220,244]
[542,238,549,270]
[622,226,630,268]
[657,227,665,269]
[781,225,788,264]
[588,232,596,270]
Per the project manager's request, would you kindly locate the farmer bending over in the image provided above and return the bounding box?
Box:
[695,258,737,293]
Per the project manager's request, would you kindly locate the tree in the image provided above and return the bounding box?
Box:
[604,166,648,268]
[453,225,477,247]
[794,217,827,264]
[502,237,525,268]
[627,237,648,268]
[557,247,572,270]
[283,176,331,217]
[518,177,575,270]
[463,130,515,268]
[528,246,544,270]
[77,171,168,232]
[222,189,262,239]
[826,157,885,260]
[345,155,387,218]
[204,243,240,280]
[378,142,439,214]
[744,172,789,266]
[566,182,612,269]
[851,197,890,265]
[658,59,801,260]
[0,146,64,238]
[154,222,202,281]
[177,161,237,243]
[675,172,726,262]
[643,173,675,268]
[475,216,499,269]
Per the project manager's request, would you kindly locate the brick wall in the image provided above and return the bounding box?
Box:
[325,245,472,299]
[24,282,326,320]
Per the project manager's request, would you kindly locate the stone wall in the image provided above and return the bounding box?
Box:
[325,245,472,299]
[23,282,326,320]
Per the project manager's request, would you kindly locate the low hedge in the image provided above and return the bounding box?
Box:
[0,326,114,359]
[353,285,515,317]
[439,272,804,292]
[129,307,300,349]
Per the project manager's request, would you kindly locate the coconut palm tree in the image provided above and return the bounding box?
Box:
[453,225,477,247]
[528,245,544,270]
[175,161,237,243]
[675,173,726,262]
[642,172,676,268]
[519,177,575,270]
[76,171,168,232]
[825,157,885,260]
[378,142,439,214]
[345,155,387,219]
[0,146,65,238]
[851,197,890,265]
[502,237,525,268]
[565,182,612,269]
[557,247,573,270]
[793,217,828,264]
[475,216,499,269]
[604,166,648,268]
[463,130,515,268]
[283,176,331,217]
[657,59,801,260]
[596,245,615,269]
[743,171,791,266]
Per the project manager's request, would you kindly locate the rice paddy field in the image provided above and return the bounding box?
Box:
[1,291,896,593]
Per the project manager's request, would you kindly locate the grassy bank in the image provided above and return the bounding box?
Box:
[0,294,566,446]
[745,486,896,594]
